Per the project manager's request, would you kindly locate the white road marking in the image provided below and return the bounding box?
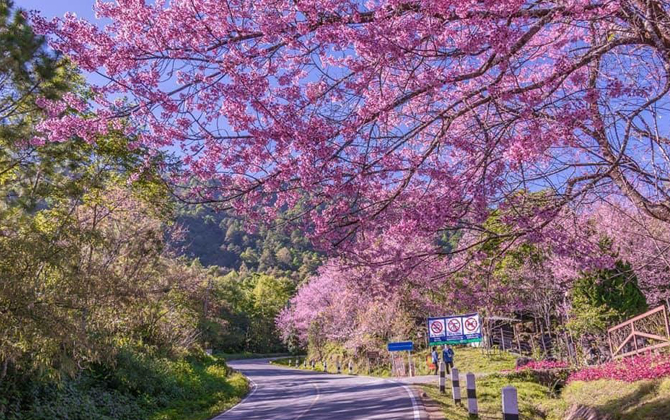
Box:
[294,382,320,420]
[214,376,257,417]
[389,380,422,420]
[404,384,422,420]
[222,361,420,420]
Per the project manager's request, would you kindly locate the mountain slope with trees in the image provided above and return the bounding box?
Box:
[0,2,248,418]
[176,206,321,283]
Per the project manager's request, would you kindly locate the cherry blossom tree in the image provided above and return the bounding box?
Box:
[29,1,670,256]
[277,231,449,349]
[593,202,670,306]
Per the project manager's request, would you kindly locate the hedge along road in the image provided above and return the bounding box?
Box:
[213,358,424,420]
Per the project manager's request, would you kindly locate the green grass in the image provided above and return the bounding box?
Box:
[272,347,517,377]
[418,350,670,420]
[442,347,517,375]
[1,350,249,420]
[555,378,670,420]
[149,360,249,420]
[387,346,518,377]
[422,373,555,420]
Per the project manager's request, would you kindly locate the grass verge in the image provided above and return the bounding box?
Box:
[556,378,670,420]
[421,373,555,420]
[273,347,517,377]
[1,350,249,420]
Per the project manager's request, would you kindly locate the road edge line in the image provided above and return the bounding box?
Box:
[211,374,258,418]
[388,379,423,420]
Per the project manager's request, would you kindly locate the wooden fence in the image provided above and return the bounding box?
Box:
[608,305,670,359]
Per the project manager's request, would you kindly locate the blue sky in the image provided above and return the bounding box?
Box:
[16,0,97,19]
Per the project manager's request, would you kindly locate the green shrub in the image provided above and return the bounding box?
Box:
[0,349,247,420]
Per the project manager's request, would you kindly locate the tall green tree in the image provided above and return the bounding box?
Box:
[569,260,648,335]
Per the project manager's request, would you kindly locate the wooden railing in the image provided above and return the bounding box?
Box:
[608,305,670,359]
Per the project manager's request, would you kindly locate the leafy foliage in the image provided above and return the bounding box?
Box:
[176,206,321,283]
[202,271,294,353]
[569,260,648,335]
[0,4,250,419]
[0,349,247,420]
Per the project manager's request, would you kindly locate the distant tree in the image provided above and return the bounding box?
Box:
[258,248,276,271]
[225,223,242,245]
[569,260,648,335]
[276,247,292,268]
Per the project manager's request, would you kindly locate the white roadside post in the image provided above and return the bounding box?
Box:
[451,368,461,404]
[439,361,446,394]
[337,360,342,374]
[502,386,519,420]
[466,372,478,415]
[288,359,292,367]
[348,360,353,374]
[323,360,328,372]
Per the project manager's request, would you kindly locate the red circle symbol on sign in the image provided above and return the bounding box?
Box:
[464,317,478,332]
[447,319,461,332]
[430,321,443,334]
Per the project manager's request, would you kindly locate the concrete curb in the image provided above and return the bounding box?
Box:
[412,386,446,420]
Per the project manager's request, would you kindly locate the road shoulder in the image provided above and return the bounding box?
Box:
[412,386,446,420]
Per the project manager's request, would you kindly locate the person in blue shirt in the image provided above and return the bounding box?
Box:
[431,347,439,375]
[442,345,454,373]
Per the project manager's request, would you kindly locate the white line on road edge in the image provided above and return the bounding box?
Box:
[213,376,258,418]
[402,384,422,420]
[389,380,421,420]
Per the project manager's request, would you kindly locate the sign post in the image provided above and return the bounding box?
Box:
[428,313,482,346]
[366,350,379,375]
[387,341,414,352]
[387,341,414,377]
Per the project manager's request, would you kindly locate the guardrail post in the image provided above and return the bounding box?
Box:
[466,372,478,416]
[451,368,461,404]
[502,386,519,420]
[348,360,353,374]
[439,361,446,394]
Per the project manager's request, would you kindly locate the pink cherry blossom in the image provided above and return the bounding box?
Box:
[27,1,670,260]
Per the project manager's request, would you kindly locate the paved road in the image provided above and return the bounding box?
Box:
[212,359,424,420]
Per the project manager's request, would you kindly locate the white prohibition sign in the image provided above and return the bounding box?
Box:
[429,319,445,337]
[464,317,479,332]
[447,318,462,333]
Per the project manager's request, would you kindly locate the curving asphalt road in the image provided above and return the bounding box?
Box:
[212,359,425,420]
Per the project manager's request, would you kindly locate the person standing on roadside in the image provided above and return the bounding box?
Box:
[442,345,454,374]
[431,347,439,375]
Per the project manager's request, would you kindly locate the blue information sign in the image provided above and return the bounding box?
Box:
[387,341,414,352]
[428,313,482,346]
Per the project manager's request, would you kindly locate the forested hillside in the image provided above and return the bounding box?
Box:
[167,206,322,354]
[176,206,321,282]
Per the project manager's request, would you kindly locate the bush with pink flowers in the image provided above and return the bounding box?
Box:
[568,353,670,383]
